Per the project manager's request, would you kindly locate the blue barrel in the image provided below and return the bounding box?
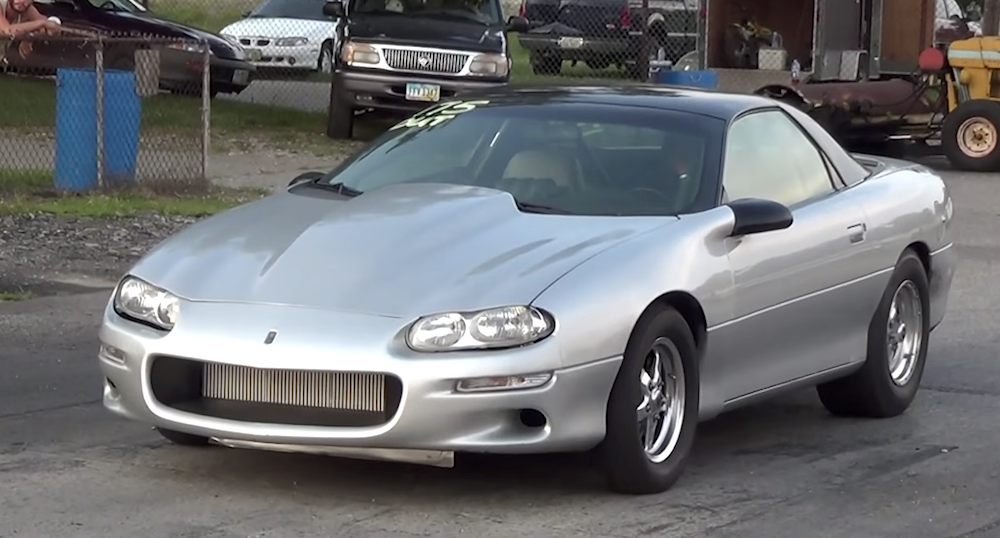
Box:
[653,69,719,89]
[54,68,141,192]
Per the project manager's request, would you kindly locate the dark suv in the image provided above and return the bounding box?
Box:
[322,0,516,139]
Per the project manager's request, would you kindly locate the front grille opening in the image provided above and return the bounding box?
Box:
[149,356,402,428]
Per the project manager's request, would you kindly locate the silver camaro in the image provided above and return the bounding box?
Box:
[98,86,957,495]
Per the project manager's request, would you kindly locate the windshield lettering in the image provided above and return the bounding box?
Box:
[389,99,491,131]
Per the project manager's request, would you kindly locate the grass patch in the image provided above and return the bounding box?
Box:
[0,75,326,134]
[0,169,268,217]
[0,290,34,302]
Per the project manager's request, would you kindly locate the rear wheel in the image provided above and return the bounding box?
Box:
[816,249,930,418]
[600,306,699,494]
[156,427,211,446]
[531,54,562,75]
[942,99,1000,171]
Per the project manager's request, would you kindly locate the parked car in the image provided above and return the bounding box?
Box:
[220,0,339,76]
[322,0,514,139]
[3,0,255,96]
[98,86,956,495]
[511,0,699,77]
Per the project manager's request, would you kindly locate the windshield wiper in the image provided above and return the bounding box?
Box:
[514,200,572,214]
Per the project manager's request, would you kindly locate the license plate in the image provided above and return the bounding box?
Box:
[244,48,262,61]
[405,82,441,102]
[558,36,584,49]
[232,69,249,85]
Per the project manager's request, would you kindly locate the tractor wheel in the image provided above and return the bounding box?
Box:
[942,99,1000,172]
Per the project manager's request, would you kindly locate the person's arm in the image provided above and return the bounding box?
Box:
[0,5,59,37]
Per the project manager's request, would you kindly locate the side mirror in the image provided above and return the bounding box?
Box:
[727,198,793,236]
[288,170,325,187]
[240,10,250,17]
[323,0,345,18]
[506,15,529,33]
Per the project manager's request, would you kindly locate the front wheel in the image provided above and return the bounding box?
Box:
[327,90,355,139]
[816,248,930,418]
[942,99,1000,171]
[600,306,699,495]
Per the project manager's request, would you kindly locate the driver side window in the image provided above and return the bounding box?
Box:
[722,110,835,207]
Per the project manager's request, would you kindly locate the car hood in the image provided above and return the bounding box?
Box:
[221,17,337,40]
[347,16,504,52]
[108,11,242,57]
[130,183,672,319]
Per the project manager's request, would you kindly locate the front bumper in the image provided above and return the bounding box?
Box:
[240,42,321,71]
[98,299,620,458]
[158,52,256,93]
[335,68,508,113]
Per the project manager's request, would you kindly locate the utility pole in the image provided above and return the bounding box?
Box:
[984,0,999,36]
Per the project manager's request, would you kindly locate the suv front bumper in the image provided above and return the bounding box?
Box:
[335,69,508,113]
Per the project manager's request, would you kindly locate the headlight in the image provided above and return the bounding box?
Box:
[342,41,380,66]
[407,306,554,352]
[468,52,509,77]
[113,276,180,331]
[167,42,212,55]
[276,37,308,46]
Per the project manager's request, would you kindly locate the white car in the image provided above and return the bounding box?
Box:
[220,0,339,74]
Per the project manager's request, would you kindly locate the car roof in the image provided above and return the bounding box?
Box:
[464,85,779,121]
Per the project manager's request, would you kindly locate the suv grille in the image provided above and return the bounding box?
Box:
[382,48,469,74]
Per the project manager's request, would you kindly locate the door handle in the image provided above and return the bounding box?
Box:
[848,223,867,244]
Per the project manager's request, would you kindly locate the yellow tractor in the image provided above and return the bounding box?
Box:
[754,36,1000,172]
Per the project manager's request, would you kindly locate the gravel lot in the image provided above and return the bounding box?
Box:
[1,157,999,538]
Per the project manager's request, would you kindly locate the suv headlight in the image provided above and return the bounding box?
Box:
[113,276,180,331]
[342,41,380,66]
[468,52,509,77]
[407,305,554,352]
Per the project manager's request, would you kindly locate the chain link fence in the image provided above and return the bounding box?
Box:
[1,32,210,193]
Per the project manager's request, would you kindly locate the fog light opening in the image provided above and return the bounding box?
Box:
[519,408,547,429]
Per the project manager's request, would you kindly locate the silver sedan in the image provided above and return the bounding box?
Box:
[98,86,958,495]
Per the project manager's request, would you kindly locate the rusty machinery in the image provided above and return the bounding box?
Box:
[754,36,1000,172]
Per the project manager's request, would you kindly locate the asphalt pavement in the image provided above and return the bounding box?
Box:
[2,159,1000,538]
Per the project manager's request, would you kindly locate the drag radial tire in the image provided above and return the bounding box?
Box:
[816,249,930,418]
[601,306,699,495]
[942,99,1000,172]
[156,427,211,447]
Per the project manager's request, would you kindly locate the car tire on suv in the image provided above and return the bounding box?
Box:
[328,92,355,139]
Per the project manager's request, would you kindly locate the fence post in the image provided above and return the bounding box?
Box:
[201,38,211,186]
[95,36,105,190]
[639,0,650,80]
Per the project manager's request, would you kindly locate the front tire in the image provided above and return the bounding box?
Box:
[601,306,699,495]
[327,90,355,139]
[942,100,1000,172]
[816,249,930,418]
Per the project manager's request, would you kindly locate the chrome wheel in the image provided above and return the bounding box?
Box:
[886,280,924,386]
[637,336,685,463]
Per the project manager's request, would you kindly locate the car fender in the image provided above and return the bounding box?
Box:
[531,205,737,414]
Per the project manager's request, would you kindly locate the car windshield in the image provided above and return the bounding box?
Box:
[249,0,332,20]
[321,97,724,216]
[350,0,501,26]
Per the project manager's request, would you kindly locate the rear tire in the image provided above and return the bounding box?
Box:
[600,306,699,495]
[942,99,1000,172]
[156,427,211,446]
[531,54,561,75]
[816,249,930,418]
